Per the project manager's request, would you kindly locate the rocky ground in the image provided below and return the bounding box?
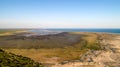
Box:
[50,34,120,67]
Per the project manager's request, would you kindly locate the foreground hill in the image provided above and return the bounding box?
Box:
[0,48,42,67]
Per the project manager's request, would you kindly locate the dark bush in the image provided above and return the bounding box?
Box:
[0,48,42,67]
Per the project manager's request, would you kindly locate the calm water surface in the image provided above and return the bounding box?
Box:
[30,29,120,35]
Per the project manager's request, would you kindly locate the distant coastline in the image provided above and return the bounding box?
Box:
[46,28,120,34]
[0,28,120,35]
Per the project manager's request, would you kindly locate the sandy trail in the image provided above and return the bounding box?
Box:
[51,35,120,67]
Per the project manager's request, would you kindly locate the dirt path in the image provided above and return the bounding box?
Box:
[51,35,120,67]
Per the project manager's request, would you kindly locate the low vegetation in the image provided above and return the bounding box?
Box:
[0,32,80,48]
[0,48,42,67]
[0,29,102,65]
[1,32,101,63]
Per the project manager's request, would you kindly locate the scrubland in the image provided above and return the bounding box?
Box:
[0,30,104,67]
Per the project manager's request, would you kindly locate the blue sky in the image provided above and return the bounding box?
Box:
[0,0,120,28]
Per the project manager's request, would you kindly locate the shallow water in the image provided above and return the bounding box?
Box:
[29,29,62,35]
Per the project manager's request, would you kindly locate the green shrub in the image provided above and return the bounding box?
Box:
[0,48,42,67]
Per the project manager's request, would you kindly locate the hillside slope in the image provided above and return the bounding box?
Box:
[0,48,42,67]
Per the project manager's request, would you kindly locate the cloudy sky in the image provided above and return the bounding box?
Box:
[0,0,120,28]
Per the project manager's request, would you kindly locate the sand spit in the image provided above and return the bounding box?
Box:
[0,30,28,36]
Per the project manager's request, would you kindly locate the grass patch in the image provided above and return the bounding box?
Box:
[5,48,88,63]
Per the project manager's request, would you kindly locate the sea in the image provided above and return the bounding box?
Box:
[47,29,120,33]
[29,29,120,35]
[0,28,120,35]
